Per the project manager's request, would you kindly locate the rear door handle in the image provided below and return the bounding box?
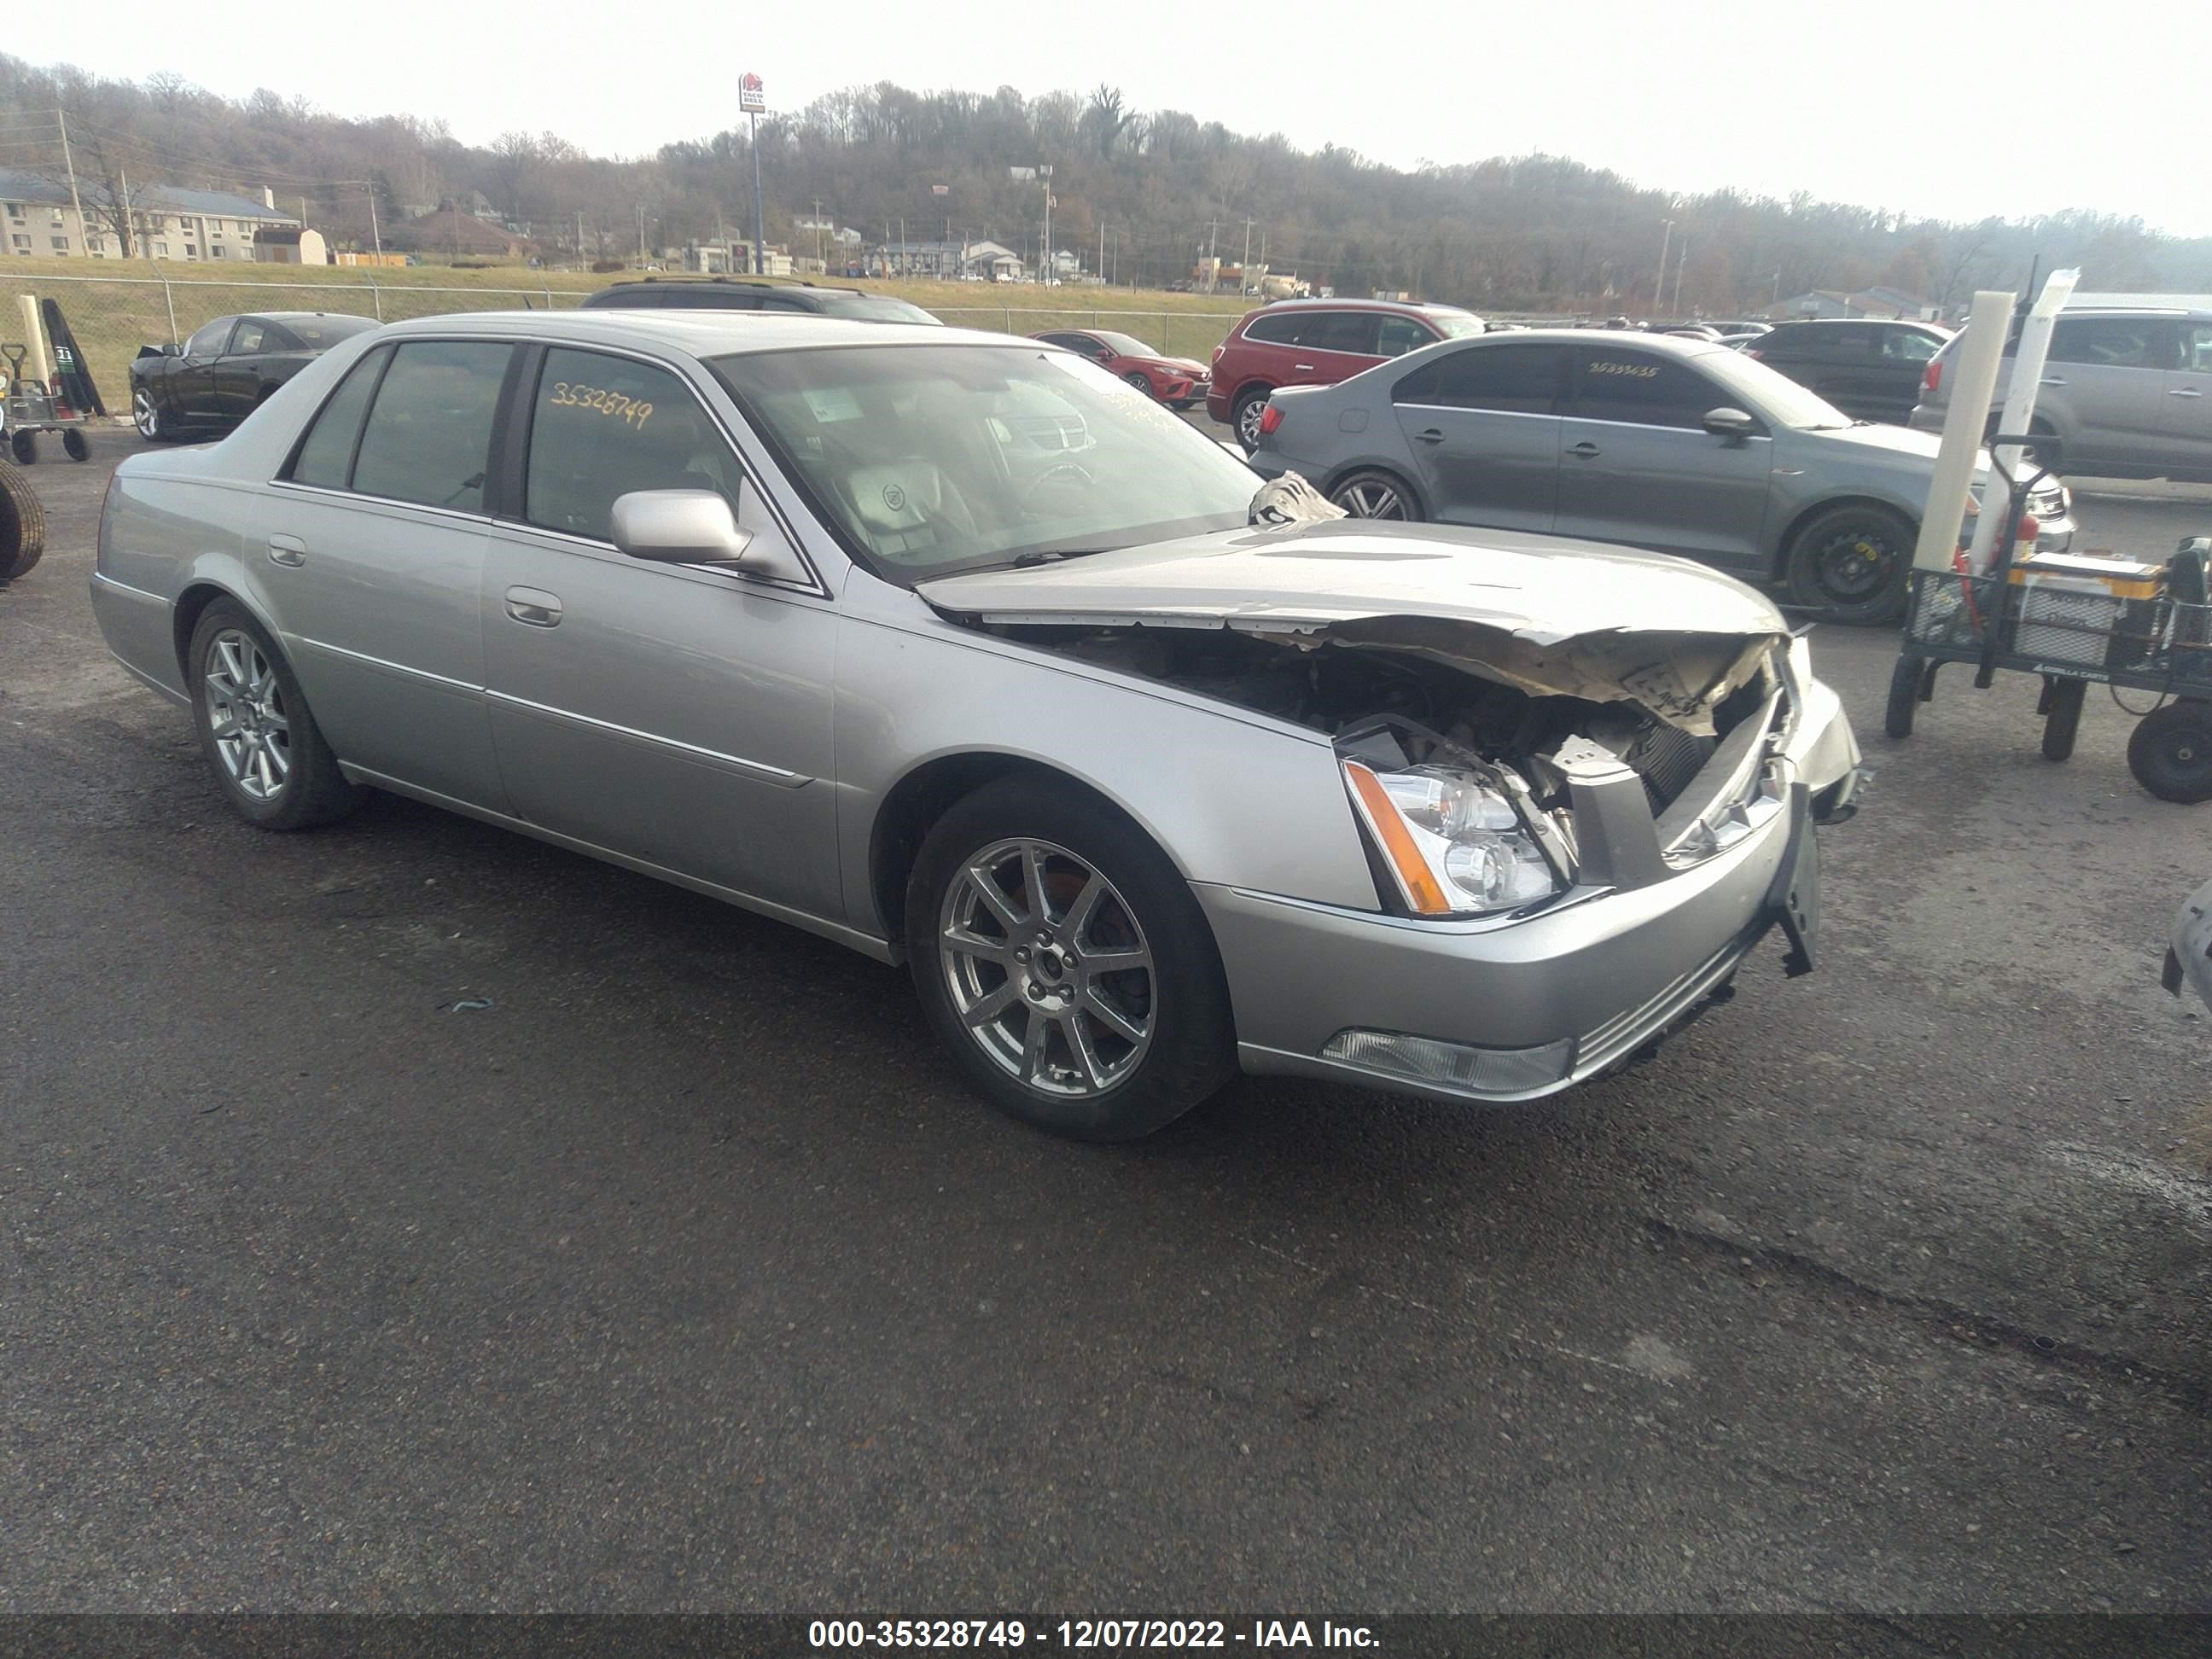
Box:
[504,585,563,627]
[1567,441,1602,458]
[2169,387,2203,399]
[2040,376,2068,387]
[1292,362,1316,371]
[267,534,306,567]
[1414,428,1445,445]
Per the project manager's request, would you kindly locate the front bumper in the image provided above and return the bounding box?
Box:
[1202,678,1861,1106]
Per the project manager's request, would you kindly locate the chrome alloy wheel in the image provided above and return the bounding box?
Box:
[203,630,292,800]
[938,838,1156,1097]
[1332,477,1407,519]
[132,387,160,439]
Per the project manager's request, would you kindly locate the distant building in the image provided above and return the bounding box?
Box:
[1770,286,1936,321]
[0,167,298,259]
[253,225,329,265]
[387,201,536,260]
[870,239,1024,281]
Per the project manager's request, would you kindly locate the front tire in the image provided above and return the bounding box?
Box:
[1122,370,1156,399]
[905,776,1237,1140]
[1330,468,1419,521]
[187,602,364,830]
[1785,502,1916,626]
[1884,653,1921,739]
[2040,677,2086,762]
[9,429,34,466]
[132,385,166,442]
[62,427,89,462]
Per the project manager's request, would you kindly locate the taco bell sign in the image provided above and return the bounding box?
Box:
[739,73,767,114]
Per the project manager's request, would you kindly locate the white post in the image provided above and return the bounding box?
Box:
[18,294,49,385]
[57,108,86,255]
[1964,268,2080,574]
[1912,289,2016,573]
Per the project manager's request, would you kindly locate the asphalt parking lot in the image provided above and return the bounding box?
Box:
[3,428,2209,1614]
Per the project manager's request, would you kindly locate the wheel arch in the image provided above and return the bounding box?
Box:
[172,580,276,683]
[869,751,1231,966]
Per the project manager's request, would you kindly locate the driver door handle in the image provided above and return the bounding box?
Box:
[1414,428,1445,445]
[2169,387,2203,399]
[1292,362,1315,371]
[1568,440,1602,458]
[504,585,563,627]
[2040,376,2068,387]
[267,534,306,567]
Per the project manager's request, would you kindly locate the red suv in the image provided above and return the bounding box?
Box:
[1208,298,1487,449]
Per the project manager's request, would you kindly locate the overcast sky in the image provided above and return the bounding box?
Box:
[15,0,2203,236]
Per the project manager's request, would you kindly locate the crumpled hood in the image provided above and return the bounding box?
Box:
[919,520,1788,734]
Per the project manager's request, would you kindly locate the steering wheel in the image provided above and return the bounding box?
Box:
[1020,460,1095,510]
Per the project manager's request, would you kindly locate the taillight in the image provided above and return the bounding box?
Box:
[1258,402,1284,436]
[1210,345,1225,366]
[1924,360,1941,394]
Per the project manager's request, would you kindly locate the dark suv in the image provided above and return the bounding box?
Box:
[1745,319,1951,424]
[581,279,940,325]
[1207,298,1485,449]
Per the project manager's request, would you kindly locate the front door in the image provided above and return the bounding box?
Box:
[1388,341,1566,533]
[1553,346,1772,570]
[479,344,841,917]
[171,316,232,427]
[213,317,281,426]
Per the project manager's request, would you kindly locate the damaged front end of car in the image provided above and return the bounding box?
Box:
[915,521,1860,1103]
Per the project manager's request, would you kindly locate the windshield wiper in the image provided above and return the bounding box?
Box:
[1007,547,1108,567]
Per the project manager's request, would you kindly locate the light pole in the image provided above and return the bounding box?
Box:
[1654,218,1673,314]
[1040,165,1053,284]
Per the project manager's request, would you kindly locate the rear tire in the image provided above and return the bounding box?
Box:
[905,775,1237,1141]
[1329,468,1420,521]
[1232,387,1272,453]
[187,601,364,830]
[1785,502,1916,626]
[2040,677,2086,762]
[2128,701,2212,804]
[61,427,88,462]
[9,429,34,465]
[0,458,44,581]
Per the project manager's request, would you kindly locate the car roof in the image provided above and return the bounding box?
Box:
[1409,329,1727,358]
[373,309,999,357]
[592,278,869,298]
[1248,296,1476,314]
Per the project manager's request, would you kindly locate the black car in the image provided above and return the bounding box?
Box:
[580,279,940,325]
[131,312,381,442]
[1745,319,1952,424]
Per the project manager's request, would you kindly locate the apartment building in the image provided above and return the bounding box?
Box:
[0,168,300,260]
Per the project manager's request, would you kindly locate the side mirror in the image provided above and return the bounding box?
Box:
[1703,406,1756,441]
[610,489,808,584]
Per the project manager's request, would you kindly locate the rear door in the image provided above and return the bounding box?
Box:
[1284,309,1383,390]
[1390,342,1566,533]
[2039,316,2176,472]
[258,337,514,806]
[2160,320,2212,478]
[1553,346,1772,570]
[1870,326,1945,423]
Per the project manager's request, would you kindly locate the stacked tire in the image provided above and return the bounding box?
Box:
[0,458,44,581]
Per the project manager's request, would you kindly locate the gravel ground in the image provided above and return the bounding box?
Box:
[2,427,2207,1614]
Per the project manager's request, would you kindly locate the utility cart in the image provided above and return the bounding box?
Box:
[1885,439,2212,802]
[0,342,93,465]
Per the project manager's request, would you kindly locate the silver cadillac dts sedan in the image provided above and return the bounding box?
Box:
[91,311,1860,1140]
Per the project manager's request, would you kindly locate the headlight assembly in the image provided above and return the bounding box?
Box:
[1342,760,1566,917]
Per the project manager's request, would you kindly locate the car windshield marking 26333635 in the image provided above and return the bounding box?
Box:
[709,344,1256,581]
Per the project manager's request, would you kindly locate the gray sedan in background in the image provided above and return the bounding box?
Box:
[91,311,1859,1141]
[1247,330,2074,625]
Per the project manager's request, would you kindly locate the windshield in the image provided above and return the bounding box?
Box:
[1695,346,1854,429]
[1433,312,1486,339]
[711,343,1257,580]
[1092,330,1160,358]
[820,294,943,325]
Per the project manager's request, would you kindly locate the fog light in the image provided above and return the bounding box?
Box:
[1320,1029,1576,1097]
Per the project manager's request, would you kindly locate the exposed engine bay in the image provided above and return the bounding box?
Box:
[983,622,1778,820]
